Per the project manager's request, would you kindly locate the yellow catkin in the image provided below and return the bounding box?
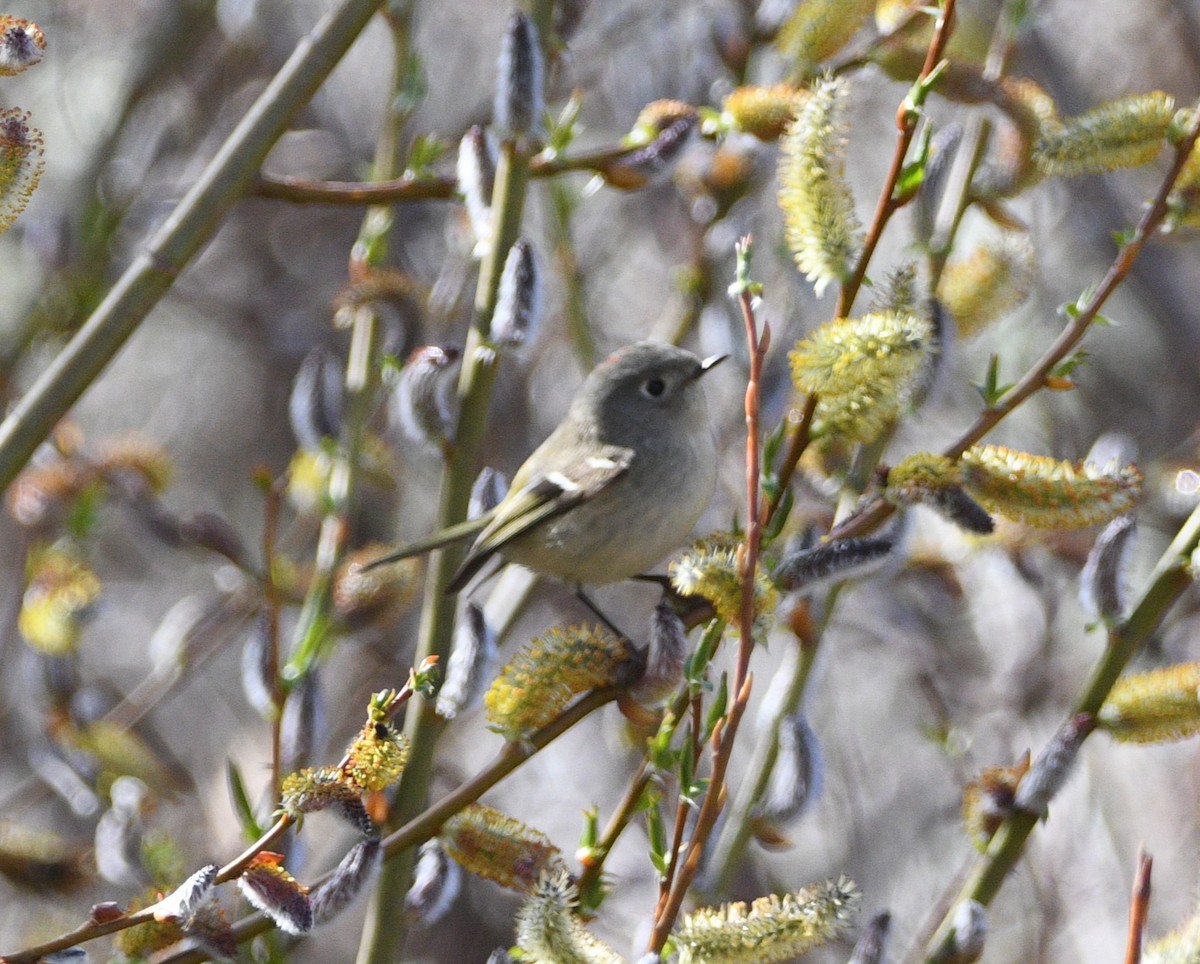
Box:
[1166,112,1200,230]
[722,85,808,141]
[441,803,564,892]
[1034,91,1175,177]
[18,548,101,655]
[333,544,421,626]
[1099,663,1200,744]
[1145,906,1200,963]
[776,0,874,75]
[778,77,862,297]
[937,232,1037,337]
[342,720,410,792]
[113,891,187,958]
[95,436,174,493]
[280,767,358,816]
[515,868,623,964]
[886,453,963,500]
[676,878,860,964]
[790,311,933,443]
[875,0,925,32]
[0,17,45,76]
[631,99,699,143]
[960,445,1142,528]
[669,533,777,636]
[1008,77,1061,130]
[485,625,635,739]
[961,755,1029,851]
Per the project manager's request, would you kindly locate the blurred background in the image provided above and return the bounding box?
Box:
[3,0,1200,960]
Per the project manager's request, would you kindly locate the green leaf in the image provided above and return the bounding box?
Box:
[698,104,728,138]
[227,760,264,841]
[684,619,724,684]
[763,488,794,543]
[394,51,427,115]
[763,418,788,469]
[578,806,599,850]
[728,236,762,299]
[545,91,584,155]
[646,803,669,876]
[65,482,105,541]
[704,673,729,741]
[648,712,679,771]
[1051,350,1089,379]
[678,737,695,794]
[895,160,926,202]
[405,133,447,177]
[973,354,1014,407]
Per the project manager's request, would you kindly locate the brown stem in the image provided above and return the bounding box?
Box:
[575,761,653,898]
[1124,847,1152,964]
[939,108,1200,460]
[647,237,767,952]
[830,103,1200,544]
[761,393,817,531]
[7,680,615,964]
[835,0,958,319]
[249,141,656,205]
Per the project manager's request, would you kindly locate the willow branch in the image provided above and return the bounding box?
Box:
[1124,848,1152,964]
[647,237,767,952]
[834,0,958,319]
[356,27,542,959]
[250,141,656,205]
[2,664,425,963]
[919,496,1200,962]
[0,0,388,494]
[150,686,620,964]
[831,102,1200,542]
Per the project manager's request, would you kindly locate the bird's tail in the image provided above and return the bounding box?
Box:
[361,515,490,571]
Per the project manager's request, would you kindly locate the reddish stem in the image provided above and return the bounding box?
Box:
[1124,847,1152,964]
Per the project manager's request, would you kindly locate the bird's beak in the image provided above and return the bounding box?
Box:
[698,353,728,377]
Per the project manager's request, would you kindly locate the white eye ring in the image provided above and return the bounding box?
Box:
[642,377,666,398]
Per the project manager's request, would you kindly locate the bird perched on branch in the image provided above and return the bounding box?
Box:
[367,341,724,592]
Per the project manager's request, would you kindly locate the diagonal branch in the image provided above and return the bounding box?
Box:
[0,0,389,495]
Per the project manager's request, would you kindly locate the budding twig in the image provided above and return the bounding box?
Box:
[1124,848,1152,964]
[647,236,768,953]
[832,102,1200,544]
[834,0,958,320]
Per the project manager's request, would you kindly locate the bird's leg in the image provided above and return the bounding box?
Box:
[574,587,630,641]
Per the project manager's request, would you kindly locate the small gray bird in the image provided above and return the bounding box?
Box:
[368,341,724,591]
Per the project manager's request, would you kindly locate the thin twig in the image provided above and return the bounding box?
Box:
[574,617,723,900]
[263,477,287,802]
[249,141,660,205]
[1,666,432,963]
[1125,847,1153,964]
[575,760,653,898]
[150,685,621,964]
[834,0,959,319]
[0,0,389,494]
[832,104,1200,543]
[919,497,1200,962]
[647,236,768,953]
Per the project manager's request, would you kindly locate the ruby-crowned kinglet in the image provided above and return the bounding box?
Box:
[367,341,724,590]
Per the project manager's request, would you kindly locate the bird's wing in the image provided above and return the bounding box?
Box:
[447,445,633,592]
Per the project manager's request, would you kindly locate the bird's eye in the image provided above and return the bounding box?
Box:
[642,377,666,398]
